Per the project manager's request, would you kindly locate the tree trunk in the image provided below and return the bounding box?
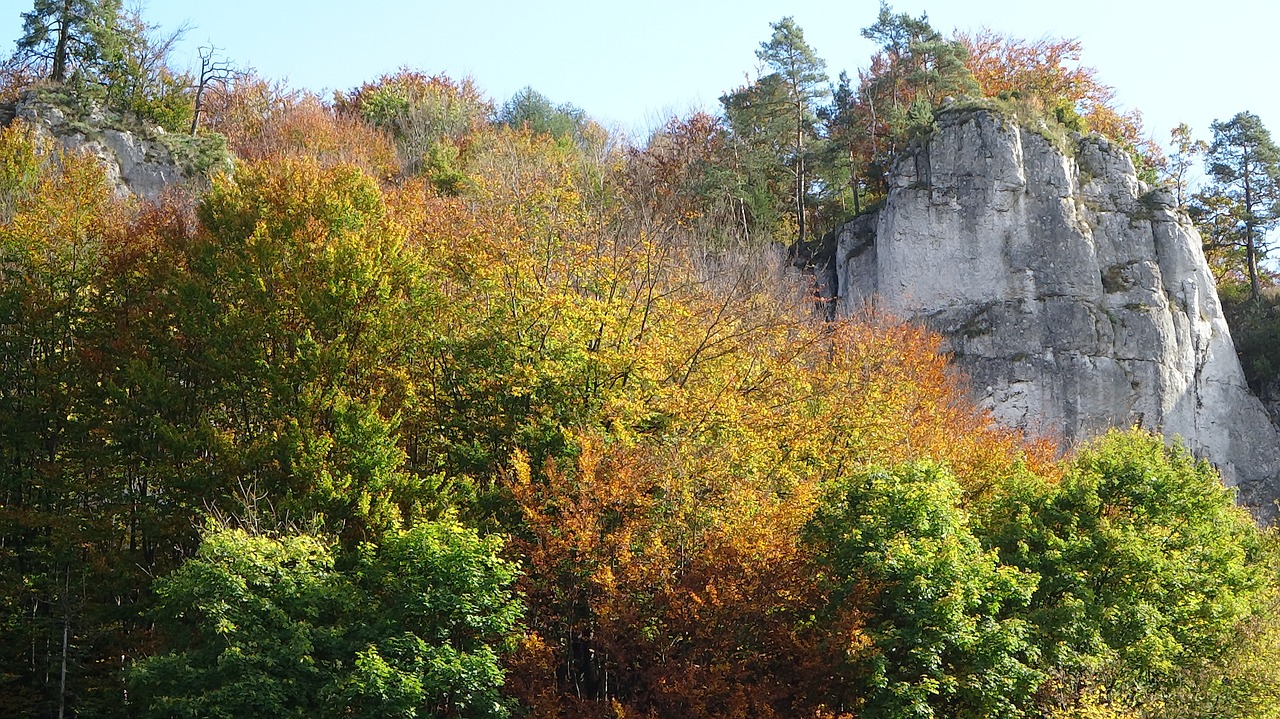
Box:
[795,105,805,244]
[57,619,68,719]
[58,567,70,719]
[1247,224,1263,302]
[51,0,73,83]
[796,158,805,244]
[190,83,206,136]
[1245,163,1263,301]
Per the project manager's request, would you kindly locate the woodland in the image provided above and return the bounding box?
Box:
[2,1,1280,718]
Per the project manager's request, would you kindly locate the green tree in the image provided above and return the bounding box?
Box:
[128,521,521,719]
[861,2,974,107]
[99,6,194,132]
[805,462,1041,719]
[817,70,869,217]
[1163,123,1206,209]
[1193,111,1280,300]
[16,0,127,83]
[496,86,599,150]
[720,72,793,242]
[854,3,976,189]
[755,16,828,244]
[985,430,1274,714]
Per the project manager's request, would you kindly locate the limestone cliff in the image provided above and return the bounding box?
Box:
[804,106,1280,519]
[2,87,228,201]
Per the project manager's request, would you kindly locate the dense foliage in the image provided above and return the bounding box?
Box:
[2,3,1279,719]
[129,522,519,719]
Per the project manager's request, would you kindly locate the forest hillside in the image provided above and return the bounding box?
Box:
[2,3,1280,718]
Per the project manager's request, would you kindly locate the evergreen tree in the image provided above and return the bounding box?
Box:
[755,17,828,244]
[496,86,595,150]
[817,70,868,216]
[719,18,829,244]
[720,73,793,242]
[1193,112,1280,300]
[16,0,127,83]
[847,3,976,197]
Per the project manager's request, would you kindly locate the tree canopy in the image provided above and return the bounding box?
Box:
[17,0,127,82]
[1193,112,1280,300]
[1,3,1279,719]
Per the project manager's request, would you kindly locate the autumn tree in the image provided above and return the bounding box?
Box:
[1192,111,1280,300]
[956,29,1160,178]
[1164,123,1207,208]
[0,121,128,718]
[99,157,438,542]
[337,71,491,182]
[202,74,399,178]
[625,112,742,242]
[959,30,1096,116]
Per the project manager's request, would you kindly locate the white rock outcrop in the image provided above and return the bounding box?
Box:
[6,89,224,201]
[811,107,1280,519]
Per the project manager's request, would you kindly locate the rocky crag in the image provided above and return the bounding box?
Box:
[801,105,1280,520]
[1,87,228,201]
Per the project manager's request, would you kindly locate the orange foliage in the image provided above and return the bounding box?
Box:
[959,31,1097,109]
[507,434,850,719]
[957,29,1161,167]
[815,314,1058,487]
[500,306,1051,718]
[200,74,399,179]
[376,112,1054,716]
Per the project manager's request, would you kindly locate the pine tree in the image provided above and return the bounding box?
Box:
[17,0,127,83]
[1194,112,1280,300]
[755,17,828,244]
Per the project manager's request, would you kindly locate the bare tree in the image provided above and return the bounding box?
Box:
[190,44,235,135]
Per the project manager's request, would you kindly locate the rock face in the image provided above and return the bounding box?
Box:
[807,106,1280,519]
[4,88,226,201]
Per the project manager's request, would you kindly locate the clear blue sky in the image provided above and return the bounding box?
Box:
[3,1,1276,154]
